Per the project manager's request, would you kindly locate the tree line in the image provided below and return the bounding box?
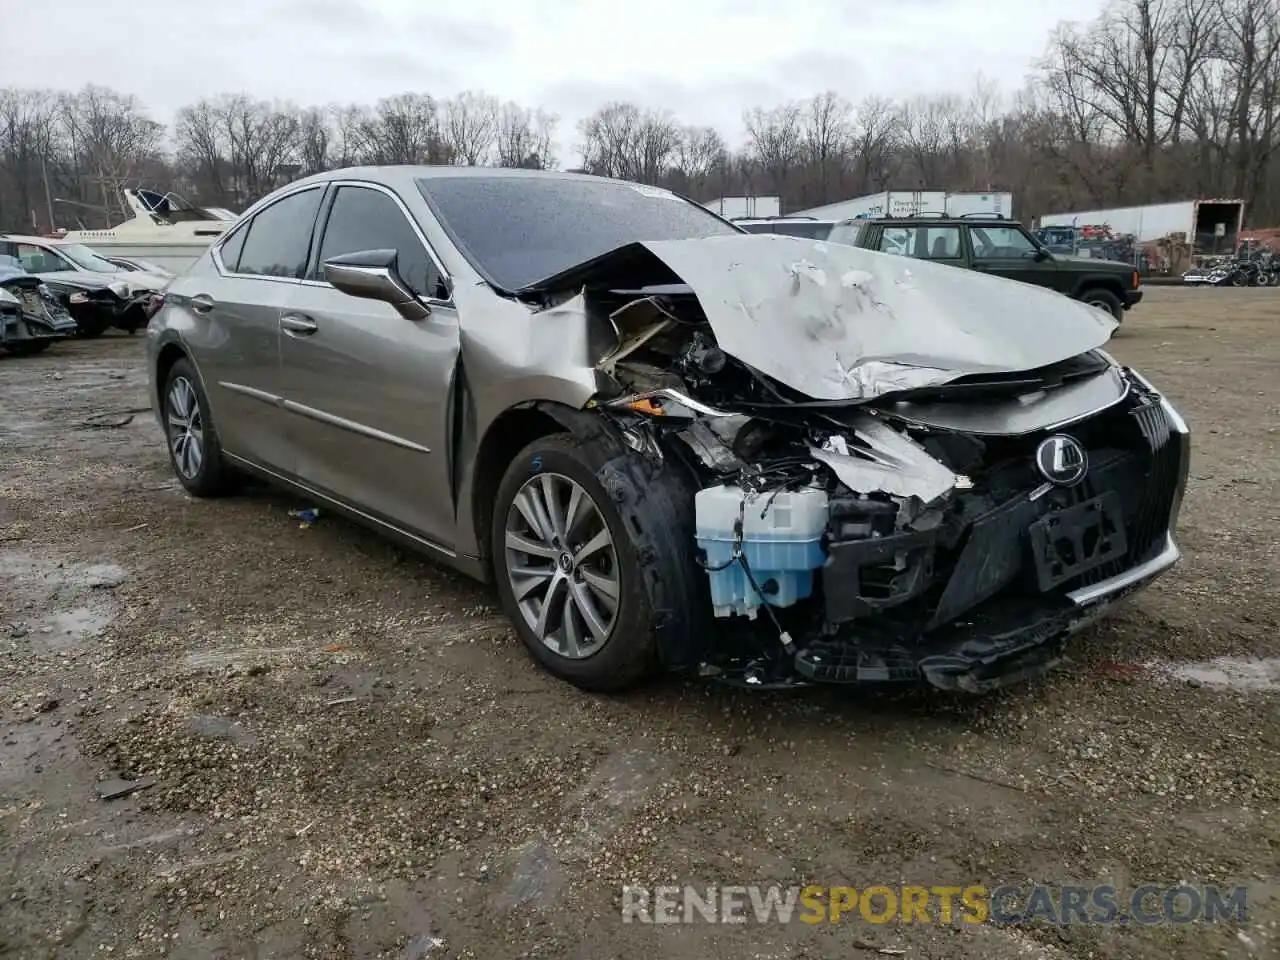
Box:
[2,0,1278,233]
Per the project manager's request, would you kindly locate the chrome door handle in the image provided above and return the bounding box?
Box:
[280,314,318,336]
[190,293,214,314]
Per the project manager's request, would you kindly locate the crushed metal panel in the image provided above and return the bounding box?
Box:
[639,234,1117,401]
[810,413,960,503]
[454,289,604,428]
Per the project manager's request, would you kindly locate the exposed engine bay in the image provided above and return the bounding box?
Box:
[517,239,1190,690]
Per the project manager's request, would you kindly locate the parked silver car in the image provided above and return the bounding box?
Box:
[146,166,1189,693]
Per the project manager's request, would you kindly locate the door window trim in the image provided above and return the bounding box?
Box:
[210,184,326,284]
[302,179,453,307]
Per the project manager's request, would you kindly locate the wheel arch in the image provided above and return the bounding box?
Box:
[1072,275,1125,300]
[463,401,611,580]
[154,340,190,395]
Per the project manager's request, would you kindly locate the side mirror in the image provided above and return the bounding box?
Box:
[323,248,430,321]
[1031,248,1051,262]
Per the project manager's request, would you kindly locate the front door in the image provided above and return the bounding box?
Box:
[966,224,1059,289]
[277,182,461,549]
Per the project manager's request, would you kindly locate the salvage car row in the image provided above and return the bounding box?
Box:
[0,235,171,354]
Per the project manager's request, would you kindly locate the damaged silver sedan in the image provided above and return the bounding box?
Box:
[145,167,1190,693]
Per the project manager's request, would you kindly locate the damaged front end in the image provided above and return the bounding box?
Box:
[0,270,78,354]
[517,236,1190,692]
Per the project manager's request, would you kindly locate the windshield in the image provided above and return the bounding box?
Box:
[417,175,740,291]
[57,243,123,273]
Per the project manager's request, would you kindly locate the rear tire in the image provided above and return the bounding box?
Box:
[1080,288,1124,322]
[74,314,110,338]
[161,358,235,498]
[4,340,53,355]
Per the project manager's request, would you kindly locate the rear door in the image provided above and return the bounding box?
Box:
[186,185,325,473]
[872,224,966,269]
[277,181,461,548]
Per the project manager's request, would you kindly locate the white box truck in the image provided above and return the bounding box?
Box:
[792,190,1014,221]
[701,196,781,219]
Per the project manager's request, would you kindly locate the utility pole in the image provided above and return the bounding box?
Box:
[40,154,56,232]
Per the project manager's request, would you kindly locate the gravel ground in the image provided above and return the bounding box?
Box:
[0,287,1277,960]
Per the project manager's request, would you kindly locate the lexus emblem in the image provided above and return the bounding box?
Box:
[1035,434,1088,486]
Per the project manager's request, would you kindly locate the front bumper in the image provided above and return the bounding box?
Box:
[793,371,1189,692]
[1123,288,1144,308]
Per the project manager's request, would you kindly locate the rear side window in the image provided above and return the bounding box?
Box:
[311,185,445,299]
[877,226,962,259]
[235,188,323,279]
[216,223,248,272]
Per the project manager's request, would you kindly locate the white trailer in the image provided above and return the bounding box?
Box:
[792,190,1014,220]
[1037,199,1244,256]
[701,196,781,219]
[944,191,1015,218]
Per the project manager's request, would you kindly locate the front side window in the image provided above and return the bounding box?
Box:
[969,225,1037,259]
[235,188,323,279]
[17,243,73,273]
[876,226,961,259]
[312,186,445,299]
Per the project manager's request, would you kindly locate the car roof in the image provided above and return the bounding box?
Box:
[0,234,60,244]
[732,216,835,224]
[852,215,1015,226]
[284,165,662,194]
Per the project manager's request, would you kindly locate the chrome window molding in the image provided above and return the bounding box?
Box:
[211,178,454,308]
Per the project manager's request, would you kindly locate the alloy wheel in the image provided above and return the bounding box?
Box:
[503,472,620,659]
[166,376,204,479]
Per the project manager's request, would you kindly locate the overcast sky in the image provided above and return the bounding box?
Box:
[5,0,1105,160]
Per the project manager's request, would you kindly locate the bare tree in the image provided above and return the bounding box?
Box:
[743,102,802,194]
[59,85,163,222]
[495,102,558,169]
[671,125,727,195]
[847,96,899,194]
[442,91,499,165]
[357,93,450,165]
[0,88,61,231]
[800,92,852,204]
[578,102,679,183]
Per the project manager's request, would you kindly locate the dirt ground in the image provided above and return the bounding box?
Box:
[1,286,1277,960]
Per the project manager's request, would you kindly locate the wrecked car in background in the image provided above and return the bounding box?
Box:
[0,235,166,336]
[146,167,1190,694]
[0,255,78,355]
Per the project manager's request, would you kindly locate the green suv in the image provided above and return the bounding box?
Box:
[830,214,1143,322]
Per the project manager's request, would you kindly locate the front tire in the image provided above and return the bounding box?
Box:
[490,432,703,692]
[161,358,234,497]
[1081,288,1124,322]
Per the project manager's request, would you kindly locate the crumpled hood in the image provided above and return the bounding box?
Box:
[638,234,1117,401]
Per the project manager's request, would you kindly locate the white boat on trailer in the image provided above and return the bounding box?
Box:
[57,189,238,274]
